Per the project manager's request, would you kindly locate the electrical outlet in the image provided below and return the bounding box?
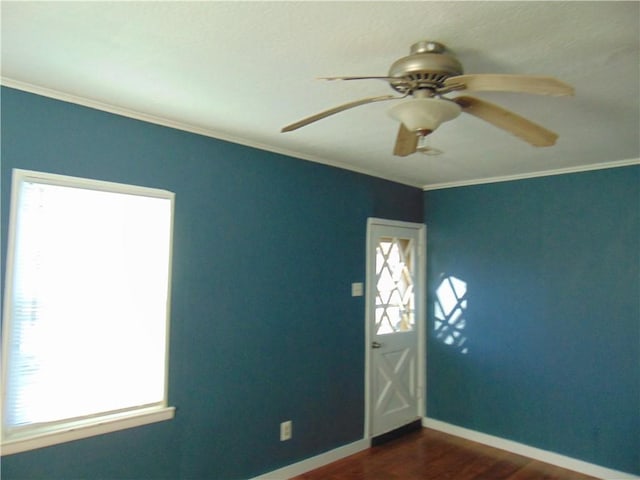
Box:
[280,420,292,441]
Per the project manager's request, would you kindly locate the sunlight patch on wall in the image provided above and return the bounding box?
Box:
[434,275,469,354]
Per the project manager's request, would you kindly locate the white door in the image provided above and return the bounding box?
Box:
[366,218,425,438]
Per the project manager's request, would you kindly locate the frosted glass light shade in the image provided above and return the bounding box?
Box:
[389,97,461,132]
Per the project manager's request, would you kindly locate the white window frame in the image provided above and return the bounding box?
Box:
[1,169,176,456]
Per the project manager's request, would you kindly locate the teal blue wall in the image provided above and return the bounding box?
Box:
[424,166,640,475]
[0,87,423,479]
[3,85,638,478]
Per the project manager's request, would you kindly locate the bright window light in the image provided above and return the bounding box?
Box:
[1,170,175,453]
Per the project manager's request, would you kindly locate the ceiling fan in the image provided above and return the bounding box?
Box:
[281,41,574,156]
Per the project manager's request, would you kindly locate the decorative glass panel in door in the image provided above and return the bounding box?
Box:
[375,237,415,335]
[367,219,425,438]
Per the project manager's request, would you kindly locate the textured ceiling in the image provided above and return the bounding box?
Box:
[2,1,639,188]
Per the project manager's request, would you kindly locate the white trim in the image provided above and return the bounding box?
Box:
[9,168,174,198]
[423,417,640,480]
[367,217,428,230]
[0,77,418,188]
[2,407,175,456]
[422,158,640,191]
[250,438,370,480]
[364,218,426,439]
[6,77,633,192]
[1,169,176,456]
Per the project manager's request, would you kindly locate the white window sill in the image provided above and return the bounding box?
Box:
[1,406,175,456]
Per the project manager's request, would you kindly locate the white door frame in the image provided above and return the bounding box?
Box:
[364,217,426,440]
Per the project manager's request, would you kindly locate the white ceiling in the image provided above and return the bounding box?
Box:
[2,1,639,189]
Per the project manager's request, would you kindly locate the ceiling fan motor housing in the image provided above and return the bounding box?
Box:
[388,41,464,93]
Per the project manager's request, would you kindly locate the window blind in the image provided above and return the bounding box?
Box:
[3,175,173,439]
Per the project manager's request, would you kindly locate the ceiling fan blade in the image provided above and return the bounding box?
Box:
[319,76,396,81]
[393,124,419,157]
[445,74,574,96]
[281,95,398,133]
[454,96,558,146]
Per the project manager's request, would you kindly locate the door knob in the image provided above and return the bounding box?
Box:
[371,341,383,349]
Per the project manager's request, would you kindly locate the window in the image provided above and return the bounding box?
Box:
[375,237,415,335]
[1,169,175,455]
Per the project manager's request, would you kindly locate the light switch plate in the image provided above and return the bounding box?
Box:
[351,282,364,297]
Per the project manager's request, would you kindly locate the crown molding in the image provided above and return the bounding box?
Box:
[1,77,420,187]
[422,158,640,191]
[3,78,636,192]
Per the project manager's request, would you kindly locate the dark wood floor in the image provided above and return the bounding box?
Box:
[292,428,599,480]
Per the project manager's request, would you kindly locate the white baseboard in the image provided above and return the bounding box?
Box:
[423,417,639,480]
[250,437,370,480]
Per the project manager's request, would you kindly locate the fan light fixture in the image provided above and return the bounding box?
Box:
[416,136,443,156]
[281,40,574,155]
[388,97,461,134]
